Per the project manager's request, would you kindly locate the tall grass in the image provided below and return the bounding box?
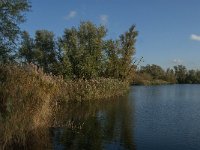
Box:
[66,78,129,102]
[0,64,59,147]
[0,64,129,148]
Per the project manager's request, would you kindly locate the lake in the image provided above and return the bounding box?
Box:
[14,85,200,150]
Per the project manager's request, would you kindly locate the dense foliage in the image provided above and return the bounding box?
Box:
[0,0,30,63]
[1,0,200,148]
[0,2,136,147]
[0,1,139,82]
[18,22,138,81]
[134,64,200,85]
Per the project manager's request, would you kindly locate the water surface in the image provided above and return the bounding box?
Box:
[17,85,200,149]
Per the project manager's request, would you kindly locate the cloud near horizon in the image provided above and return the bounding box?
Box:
[100,15,108,25]
[64,11,77,20]
[190,34,200,41]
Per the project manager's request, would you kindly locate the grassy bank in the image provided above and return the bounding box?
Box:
[0,64,129,147]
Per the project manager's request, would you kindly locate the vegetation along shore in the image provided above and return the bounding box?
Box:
[1,0,200,148]
[0,0,135,147]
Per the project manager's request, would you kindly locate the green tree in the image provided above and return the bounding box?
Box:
[18,31,35,63]
[56,39,72,79]
[78,22,106,78]
[140,64,165,80]
[104,40,120,78]
[174,65,187,84]
[195,71,200,83]
[60,27,81,78]
[119,25,138,81]
[0,0,30,63]
[60,21,106,79]
[34,30,58,73]
[185,70,199,84]
[165,68,176,83]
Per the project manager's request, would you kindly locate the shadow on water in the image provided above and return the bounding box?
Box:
[5,85,200,150]
[52,95,136,150]
[5,94,136,150]
[2,127,53,150]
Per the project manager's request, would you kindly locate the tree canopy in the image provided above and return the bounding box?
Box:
[0,0,30,63]
[18,22,138,81]
[134,64,200,85]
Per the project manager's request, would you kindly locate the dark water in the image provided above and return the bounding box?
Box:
[13,85,200,150]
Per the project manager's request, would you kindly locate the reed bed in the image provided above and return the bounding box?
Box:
[0,64,58,147]
[0,64,129,148]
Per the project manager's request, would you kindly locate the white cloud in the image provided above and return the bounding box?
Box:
[64,11,77,20]
[190,34,200,41]
[100,15,108,25]
[172,59,182,65]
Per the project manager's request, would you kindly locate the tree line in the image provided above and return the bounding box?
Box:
[18,23,138,81]
[134,64,200,85]
[1,0,200,84]
[0,0,138,82]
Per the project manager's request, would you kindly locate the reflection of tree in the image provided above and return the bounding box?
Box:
[4,128,53,150]
[4,95,136,150]
[53,95,136,150]
[118,96,135,150]
[2,93,136,150]
[52,103,103,150]
[102,96,135,150]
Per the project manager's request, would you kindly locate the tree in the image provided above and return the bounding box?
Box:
[60,21,106,79]
[174,65,187,84]
[195,71,200,83]
[78,22,106,78]
[18,31,35,63]
[185,70,196,84]
[59,27,81,78]
[165,68,176,83]
[34,30,58,73]
[118,25,138,81]
[56,39,72,79]
[104,40,120,78]
[140,64,165,80]
[0,0,30,63]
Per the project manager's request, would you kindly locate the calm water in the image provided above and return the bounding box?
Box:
[15,85,200,150]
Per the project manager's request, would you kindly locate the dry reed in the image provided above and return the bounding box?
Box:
[0,63,129,148]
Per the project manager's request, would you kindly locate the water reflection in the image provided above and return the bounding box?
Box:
[4,128,53,150]
[5,85,200,150]
[133,85,200,150]
[52,95,136,150]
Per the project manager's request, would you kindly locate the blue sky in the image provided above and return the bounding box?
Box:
[21,0,200,69]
